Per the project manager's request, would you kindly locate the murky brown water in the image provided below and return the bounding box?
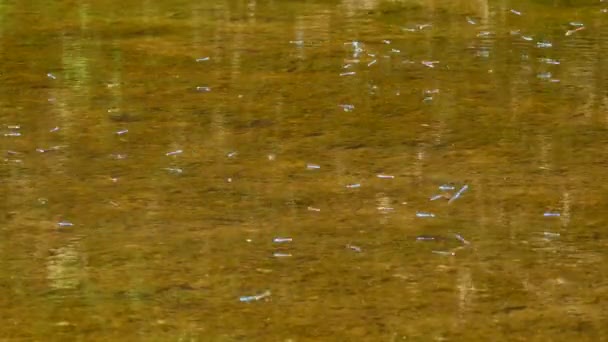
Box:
[1,0,608,340]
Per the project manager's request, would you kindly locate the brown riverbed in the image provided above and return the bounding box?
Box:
[1,0,607,340]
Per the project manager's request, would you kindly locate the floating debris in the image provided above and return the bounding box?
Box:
[306,163,320,170]
[536,41,553,48]
[377,174,395,179]
[454,234,470,245]
[227,151,238,158]
[4,132,21,137]
[382,40,391,44]
[377,207,394,211]
[36,146,61,153]
[537,72,553,79]
[429,194,445,201]
[49,126,60,132]
[346,244,362,252]
[543,212,561,217]
[367,59,377,67]
[543,232,561,238]
[569,21,584,27]
[239,290,271,303]
[538,58,560,65]
[404,23,432,32]
[477,31,493,37]
[345,40,363,50]
[289,40,304,45]
[338,104,355,112]
[476,49,490,58]
[307,207,321,212]
[466,16,477,25]
[345,183,361,188]
[166,150,183,156]
[273,252,292,258]
[448,185,469,204]
[510,9,522,16]
[196,57,210,62]
[439,184,455,191]
[196,86,211,92]
[432,250,455,256]
[565,26,585,36]
[57,221,73,227]
[416,235,438,241]
[339,71,356,76]
[116,129,128,135]
[521,35,534,41]
[416,212,435,218]
[110,153,126,160]
[163,167,183,174]
[273,237,292,243]
[421,60,439,68]
[47,73,57,80]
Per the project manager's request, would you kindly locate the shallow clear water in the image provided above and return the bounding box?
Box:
[1,0,607,340]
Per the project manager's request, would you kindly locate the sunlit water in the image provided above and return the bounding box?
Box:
[1,0,607,340]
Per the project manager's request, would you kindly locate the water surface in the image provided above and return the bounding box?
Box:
[1,0,607,340]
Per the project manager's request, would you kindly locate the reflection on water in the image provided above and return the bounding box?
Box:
[47,239,85,291]
[1,0,608,340]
